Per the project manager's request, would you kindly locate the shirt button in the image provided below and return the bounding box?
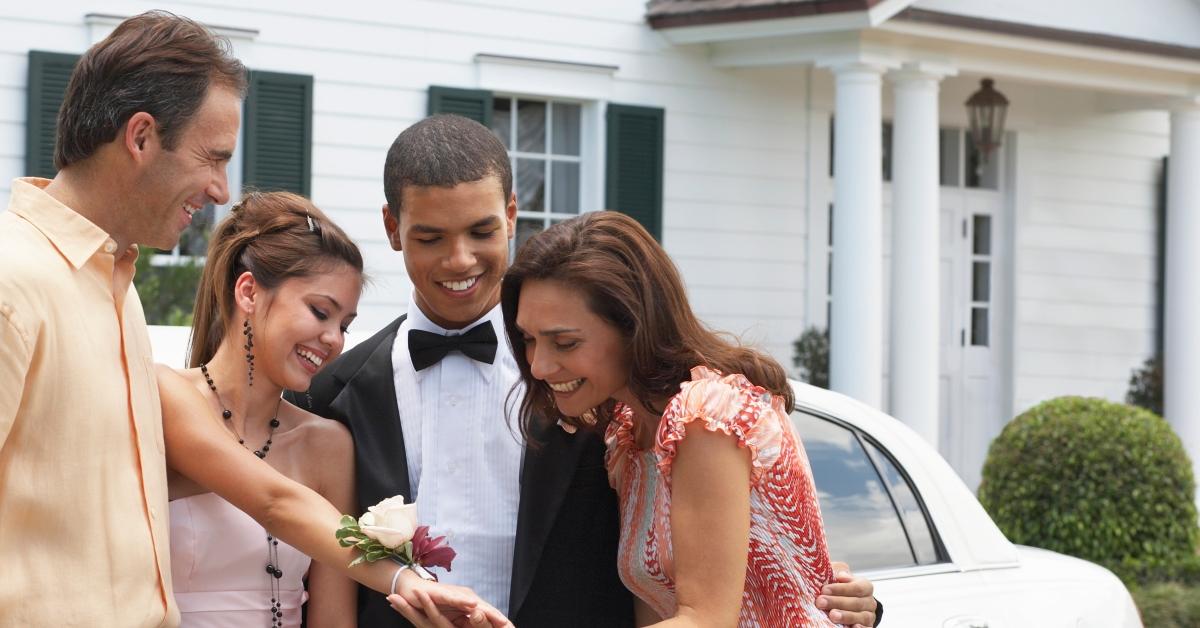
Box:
[103,241,117,254]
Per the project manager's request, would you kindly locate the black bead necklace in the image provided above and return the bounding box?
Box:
[200,363,280,458]
[199,362,286,626]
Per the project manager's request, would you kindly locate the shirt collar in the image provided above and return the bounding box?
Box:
[6,177,130,270]
[404,298,507,383]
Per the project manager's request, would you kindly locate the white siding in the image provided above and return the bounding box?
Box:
[1011,96,1168,414]
[0,1,813,357]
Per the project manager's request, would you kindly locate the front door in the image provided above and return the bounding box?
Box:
[939,133,1007,491]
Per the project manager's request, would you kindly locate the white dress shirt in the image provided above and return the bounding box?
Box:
[391,300,524,614]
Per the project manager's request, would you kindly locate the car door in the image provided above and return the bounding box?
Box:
[792,409,1011,628]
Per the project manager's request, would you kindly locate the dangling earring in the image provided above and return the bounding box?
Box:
[580,408,598,427]
[243,319,255,387]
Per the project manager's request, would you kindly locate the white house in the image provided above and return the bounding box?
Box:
[2,0,1197,495]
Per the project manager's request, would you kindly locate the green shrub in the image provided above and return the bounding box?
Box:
[1110,553,1200,588]
[792,326,828,389]
[134,251,202,326]
[1126,356,1163,416]
[978,396,1198,570]
[1131,582,1200,628]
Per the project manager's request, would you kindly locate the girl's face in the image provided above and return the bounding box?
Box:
[514,279,631,418]
[251,262,362,392]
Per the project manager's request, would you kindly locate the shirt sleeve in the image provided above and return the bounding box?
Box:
[0,302,32,447]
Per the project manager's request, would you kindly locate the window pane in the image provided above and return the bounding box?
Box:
[516,158,545,214]
[939,128,960,187]
[973,215,992,255]
[882,122,893,182]
[551,102,581,156]
[491,98,512,149]
[516,100,546,153]
[863,440,940,565]
[514,217,543,256]
[965,132,1000,190]
[551,161,580,214]
[972,261,990,302]
[793,411,916,570]
[971,307,989,346]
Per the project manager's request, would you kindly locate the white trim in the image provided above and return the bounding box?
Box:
[654,0,919,45]
[84,13,259,42]
[473,54,617,75]
[475,54,616,103]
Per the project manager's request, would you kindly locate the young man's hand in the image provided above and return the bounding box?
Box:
[817,561,878,628]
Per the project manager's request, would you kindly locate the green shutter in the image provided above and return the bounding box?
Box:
[243,70,313,196]
[25,51,79,178]
[427,86,493,127]
[605,103,665,241]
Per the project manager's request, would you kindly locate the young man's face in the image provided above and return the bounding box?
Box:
[383,175,517,329]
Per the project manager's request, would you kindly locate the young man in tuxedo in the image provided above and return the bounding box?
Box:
[297,114,881,627]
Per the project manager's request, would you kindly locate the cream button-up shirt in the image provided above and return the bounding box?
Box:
[0,178,177,626]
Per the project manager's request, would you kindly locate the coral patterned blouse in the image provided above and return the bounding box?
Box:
[605,367,836,627]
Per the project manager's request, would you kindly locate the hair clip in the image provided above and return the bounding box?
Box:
[306,212,317,233]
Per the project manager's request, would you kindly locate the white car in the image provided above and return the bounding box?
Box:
[791,380,1142,628]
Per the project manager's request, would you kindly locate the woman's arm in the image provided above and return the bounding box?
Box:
[302,420,358,628]
[655,427,751,628]
[156,366,510,628]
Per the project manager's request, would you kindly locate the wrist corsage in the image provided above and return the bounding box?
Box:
[336,495,456,584]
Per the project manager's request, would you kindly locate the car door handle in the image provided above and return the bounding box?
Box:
[943,617,989,628]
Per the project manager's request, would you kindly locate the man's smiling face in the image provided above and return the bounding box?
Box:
[384,175,517,329]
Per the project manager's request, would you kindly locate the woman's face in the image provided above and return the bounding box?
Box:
[252,262,362,392]
[514,279,631,418]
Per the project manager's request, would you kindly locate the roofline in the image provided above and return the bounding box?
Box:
[897,8,1200,63]
[647,0,885,30]
[648,3,1200,63]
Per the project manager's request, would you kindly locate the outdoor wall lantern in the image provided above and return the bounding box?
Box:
[965,78,1009,163]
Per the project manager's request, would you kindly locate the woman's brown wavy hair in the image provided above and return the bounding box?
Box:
[501,211,794,440]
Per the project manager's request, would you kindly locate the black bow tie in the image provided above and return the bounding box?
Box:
[408,322,498,371]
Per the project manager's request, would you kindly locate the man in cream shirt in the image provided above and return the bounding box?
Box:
[0,12,244,626]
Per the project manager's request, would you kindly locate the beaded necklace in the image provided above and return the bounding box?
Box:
[199,363,286,626]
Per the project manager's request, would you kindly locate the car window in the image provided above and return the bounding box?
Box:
[863,438,941,564]
[792,410,939,570]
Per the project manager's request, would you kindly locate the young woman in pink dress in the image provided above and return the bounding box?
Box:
[502,211,876,628]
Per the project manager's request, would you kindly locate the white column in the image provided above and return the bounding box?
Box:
[1164,106,1200,507]
[825,62,888,408]
[888,64,953,444]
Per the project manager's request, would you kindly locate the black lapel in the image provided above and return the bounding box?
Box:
[508,418,592,618]
[330,317,412,508]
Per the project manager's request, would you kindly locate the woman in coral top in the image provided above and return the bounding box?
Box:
[501,211,877,628]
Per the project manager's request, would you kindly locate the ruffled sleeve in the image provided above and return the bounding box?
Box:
[654,366,787,484]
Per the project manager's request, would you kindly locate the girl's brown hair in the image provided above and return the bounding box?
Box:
[187,191,364,367]
[501,211,793,438]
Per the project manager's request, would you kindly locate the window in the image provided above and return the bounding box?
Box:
[428,85,664,242]
[794,409,943,570]
[969,215,993,346]
[939,127,1000,190]
[489,97,584,253]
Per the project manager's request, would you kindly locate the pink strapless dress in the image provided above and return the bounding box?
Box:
[170,493,311,627]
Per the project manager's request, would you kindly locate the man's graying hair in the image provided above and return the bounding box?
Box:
[383,114,513,216]
[55,10,246,170]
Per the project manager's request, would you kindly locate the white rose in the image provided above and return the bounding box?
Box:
[358,495,419,549]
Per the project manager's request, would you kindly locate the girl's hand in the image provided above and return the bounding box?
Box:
[387,573,513,628]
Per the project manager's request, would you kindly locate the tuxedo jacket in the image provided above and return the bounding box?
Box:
[290,316,634,628]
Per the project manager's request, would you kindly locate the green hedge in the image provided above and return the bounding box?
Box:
[1131,582,1200,627]
[978,397,1198,570]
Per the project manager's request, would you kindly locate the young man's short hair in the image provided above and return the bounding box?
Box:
[55,10,246,169]
[382,114,513,216]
